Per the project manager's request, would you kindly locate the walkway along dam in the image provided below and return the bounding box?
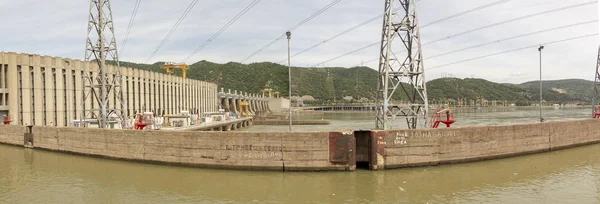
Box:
[1,119,599,171]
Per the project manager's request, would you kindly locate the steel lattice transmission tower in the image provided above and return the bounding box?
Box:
[81,0,126,128]
[375,0,428,130]
[592,47,600,116]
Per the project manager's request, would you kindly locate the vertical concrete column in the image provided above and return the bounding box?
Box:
[193,80,197,114]
[56,61,65,127]
[141,71,145,112]
[187,79,191,112]
[175,78,179,113]
[132,68,138,115]
[151,72,156,113]
[146,72,151,113]
[233,92,238,114]
[251,96,255,112]
[18,55,31,125]
[6,53,20,124]
[184,79,188,112]
[257,95,262,112]
[169,76,174,114]
[159,75,164,116]
[163,79,168,115]
[152,73,160,115]
[125,68,132,116]
[138,71,143,114]
[224,95,231,112]
[201,82,205,114]
[178,78,183,113]
[214,85,218,112]
[63,60,73,125]
[74,60,83,121]
[142,71,148,112]
[45,57,53,126]
[33,55,45,126]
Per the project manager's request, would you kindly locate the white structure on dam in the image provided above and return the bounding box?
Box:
[0,52,222,127]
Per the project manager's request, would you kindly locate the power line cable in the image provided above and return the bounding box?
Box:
[427,33,598,70]
[352,0,576,67]
[428,20,597,59]
[421,0,511,27]
[287,0,511,64]
[440,0,572,24]
[423,0,595,46]
[120,0,142,56]
[145,0,199,63]
[319,0,594,67]
[181,0,262,63]
[240,0,342,63]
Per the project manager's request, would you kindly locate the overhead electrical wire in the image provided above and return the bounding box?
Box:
[423,0,595,46]
[352,0,576,67]
[181,0,262,63]
[421,0,511,27]
[352,19,597,67]
[120,0,142,56]
[317,0,595,67]
[440,0,571,24]
[285,0,512,64]
[426,33,598,70]
[428,20,597,59]
[240,0,342,63]
[145,0,199,63]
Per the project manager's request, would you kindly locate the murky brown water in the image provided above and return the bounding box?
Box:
[1,107,599,203]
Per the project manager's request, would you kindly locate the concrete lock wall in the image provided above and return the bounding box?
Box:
[375,119,600,169]
[0,125,356,171]
[1,119,600,171]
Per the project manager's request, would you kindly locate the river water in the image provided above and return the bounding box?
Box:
[2,107,600,203]
[246,106,591,131]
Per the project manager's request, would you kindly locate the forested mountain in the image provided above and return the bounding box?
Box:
[115,60,593,104]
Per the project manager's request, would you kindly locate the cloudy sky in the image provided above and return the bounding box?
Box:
[1,0,598,83]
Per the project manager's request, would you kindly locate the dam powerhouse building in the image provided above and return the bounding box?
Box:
[0,52,219,127]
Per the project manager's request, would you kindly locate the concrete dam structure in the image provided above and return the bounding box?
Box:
[0,52,273,128]
[1,119,599,171]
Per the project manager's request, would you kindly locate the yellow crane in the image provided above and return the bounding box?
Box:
[161,62,189,78]
[261,88,280,98]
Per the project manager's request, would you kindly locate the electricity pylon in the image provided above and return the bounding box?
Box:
[81,0,126,128]
[592,47,600,116]
[375,0,428,130]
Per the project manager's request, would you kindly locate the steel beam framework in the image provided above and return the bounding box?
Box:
[592,47,600,115]
[81,0,126,128]
[375,0,428,130]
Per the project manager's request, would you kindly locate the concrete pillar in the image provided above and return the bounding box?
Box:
[224,97,231,112]
[6,53,20,125]
[55,64,66,127]
[200,82,205,114]
[127,68,134,116]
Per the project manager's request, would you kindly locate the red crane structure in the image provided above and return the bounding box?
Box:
[430,109,455,128]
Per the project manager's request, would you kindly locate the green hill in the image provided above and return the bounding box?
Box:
[518,79,594,102]
[113,60,594,104]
